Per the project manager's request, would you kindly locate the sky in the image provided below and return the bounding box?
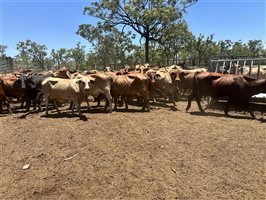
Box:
[1,0,265,57]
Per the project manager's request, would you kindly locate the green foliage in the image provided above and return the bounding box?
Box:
[51,48,69,69]
[68,42,86,70]
[0,45,8,59]
[77,25,135,69]
[16,40,47,69]
[81,0,197,63]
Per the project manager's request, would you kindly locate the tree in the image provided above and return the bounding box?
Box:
[77,26,135,68]
[68,42,86,70]
[51,48,69,69]
[16,40,47,69]
[189,34,213,66]
[231,40,249,58]
[159,21,192,65]
[247,40,264,58]
[0,45,8,59]
[218,40,232,58]
[80,0,197,63]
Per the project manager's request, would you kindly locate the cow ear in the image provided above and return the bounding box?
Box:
[179,71,185,76]
[76,80,82,84]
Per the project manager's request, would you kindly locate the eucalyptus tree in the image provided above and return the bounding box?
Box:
[231,40,249,58]
[189,34,213,66]
[80,0,197,63]
[51,48,69,69]
[77,25,134,68]
[247,40,264,58]
[218,40,233,58]
[159,21,192,65]
[16,40,47,69]
[0,45,8,59]
[68,42,86,70]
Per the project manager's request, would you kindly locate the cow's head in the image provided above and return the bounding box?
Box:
[53,67,72,79]
[145,70,156,83]
[76,77,90,92]
[14,75,27,89]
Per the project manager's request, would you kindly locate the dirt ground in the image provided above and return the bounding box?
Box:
[0,100,265,200]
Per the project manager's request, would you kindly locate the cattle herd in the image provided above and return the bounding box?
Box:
[0,64,266,120]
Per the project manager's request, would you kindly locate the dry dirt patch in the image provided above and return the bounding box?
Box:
[0,101,265,199]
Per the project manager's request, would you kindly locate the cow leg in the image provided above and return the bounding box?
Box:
[142,93,150,112]
[125,97,128,110]
[170,93,176,106]
[76,103,82,116]
[71,103,75,115]
[45,96,49,115]
[248,105,261,120]
[53,101,61,114]
[0,101,11,114]
[224,100,231,116]
[19,98,25,108]
[25,99,31,112]
[186,94,194,112]
[195,96,205,113]
[114,96,118,110]
[3,101,12,114]
[36,92,43,111]
[105,92,112,113]
[87,100,91,110]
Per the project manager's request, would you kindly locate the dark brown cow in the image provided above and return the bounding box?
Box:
[186,72,266,119]
[111,73,151,111]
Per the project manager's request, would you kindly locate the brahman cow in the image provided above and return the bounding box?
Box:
[76,72,113,112]
[111,73,151,111]
[148,69,179,106]
[186,72,266,119]
[42,77,90,116]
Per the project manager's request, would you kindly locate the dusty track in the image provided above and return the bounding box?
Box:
[0,101,265,199]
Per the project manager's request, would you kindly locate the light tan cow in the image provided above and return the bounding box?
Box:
[149,69,179,106]
[42,77,90,116]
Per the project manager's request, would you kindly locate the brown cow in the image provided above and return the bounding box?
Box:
[0,74,31,111]
[186,72,266,119]
[111,73,151,111]
[169,67,208,96]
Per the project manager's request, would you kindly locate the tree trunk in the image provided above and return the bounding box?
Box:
[145,36,149,64]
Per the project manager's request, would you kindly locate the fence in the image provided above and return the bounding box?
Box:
[209,58,266,79]
[0,57,14,73]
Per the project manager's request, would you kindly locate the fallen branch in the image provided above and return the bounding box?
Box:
[63,154,77,162]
